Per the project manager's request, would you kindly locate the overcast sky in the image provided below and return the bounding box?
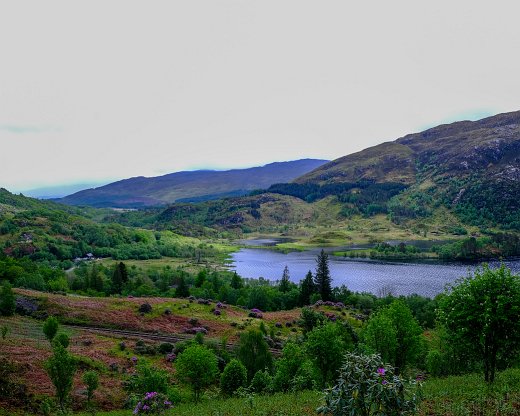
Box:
[1,1,520,193]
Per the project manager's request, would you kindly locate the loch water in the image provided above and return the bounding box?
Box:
[229,241,520,298]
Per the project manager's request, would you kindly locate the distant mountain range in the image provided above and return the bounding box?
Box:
[56,159,329,208]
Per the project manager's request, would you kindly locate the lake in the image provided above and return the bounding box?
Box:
[229,243,520,298]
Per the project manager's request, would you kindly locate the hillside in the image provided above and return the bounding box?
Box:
[57,159,328,208]
[120,111,520,247]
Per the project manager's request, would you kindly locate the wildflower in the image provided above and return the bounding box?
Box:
[377,367,385,376]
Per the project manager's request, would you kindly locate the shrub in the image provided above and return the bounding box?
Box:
[43,316,59,342]
[318,353,420,416]
[220,359,247,396]
[82,370,99,411]
[0,282,16,316]
[158,342,174,354]
[249,368,272,393]
[125,361,170,396]
[133,391,172,415]
[55,333,70,348]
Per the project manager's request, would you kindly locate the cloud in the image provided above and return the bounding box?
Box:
[0,125,60,134]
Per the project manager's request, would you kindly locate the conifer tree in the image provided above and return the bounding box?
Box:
[176,275,190,298]
[299,270,316,305]
[279,265,291,293]
[314,249,332,301]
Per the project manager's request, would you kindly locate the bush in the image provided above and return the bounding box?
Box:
[125,361,170,396]
[237,329,273,381]
[133,391,172,415]
[55,333,70,348]
[43,316,59,342]
[250,369,273,393]
[158,342,174,354]
[0,282,15,316]
[82,370,99,411]
[318,353,420,416]
[220,359,247,396]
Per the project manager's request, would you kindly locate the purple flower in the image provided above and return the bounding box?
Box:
[377,367,385,376]
[131,356,138,364]
[382,380,388,385]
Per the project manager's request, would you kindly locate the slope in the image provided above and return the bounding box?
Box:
[57,159,328,208]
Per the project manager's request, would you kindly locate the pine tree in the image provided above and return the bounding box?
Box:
[231,272,243,289]
[314,249,332,301]
[118,262,129,284]
[176,276,190,298]
[279,265,291,293]
[299,270,316,305]
[111,263,123,294]
[89,264,104,292]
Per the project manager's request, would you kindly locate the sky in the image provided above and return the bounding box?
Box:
[1,1,520,193]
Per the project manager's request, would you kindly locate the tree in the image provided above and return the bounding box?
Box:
[299,270,316,306]
[44,341,77,412]
[439,264,520,382]
[82,370,99,413]
[314,250,332,301]
[111,264,123,294]
[0,282,15,316]
[230,272,243,289]
[43,316,59,342]
[362,300,423,373]
[89,264,104,292]
[175,275,190,298]
[237,329,273,381]
[220,359,247,396]
[305,322,352,387]
[279,265,291,293]
[175,344,218,401]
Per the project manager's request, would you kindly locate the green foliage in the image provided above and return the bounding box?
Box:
[175,344,219,401]
[299,307,325,335]
[249,369,273,394]
[125,361,170,396]
[220,359,247,396]
[272,341,313,392]
[0,281,16,316]
[44,341,78,412]
[237,329,273,381]
[82,370,99,411]
[305,322,352,387]
[175,275,190,298]
[362,300,423,372]
[318,353,420,416]
[299,270,316,306]
[43,316,59,342]
[279,265,291,293]
[1,325,9,340]
[314,250,332,301]
[55,332,70,348]
[439,264,520,382]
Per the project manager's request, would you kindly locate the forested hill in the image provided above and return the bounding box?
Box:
[57,159,328,208]
[262,110,520,230]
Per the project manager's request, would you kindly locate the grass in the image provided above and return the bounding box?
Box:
[74,391,323,416]
[419,368,520,415]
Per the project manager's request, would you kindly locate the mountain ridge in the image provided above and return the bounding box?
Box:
[56,159,329,208]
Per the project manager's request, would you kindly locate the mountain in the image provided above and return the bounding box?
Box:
[137,111,520,238]
[57,159,329,208]
[22,182,110,199]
